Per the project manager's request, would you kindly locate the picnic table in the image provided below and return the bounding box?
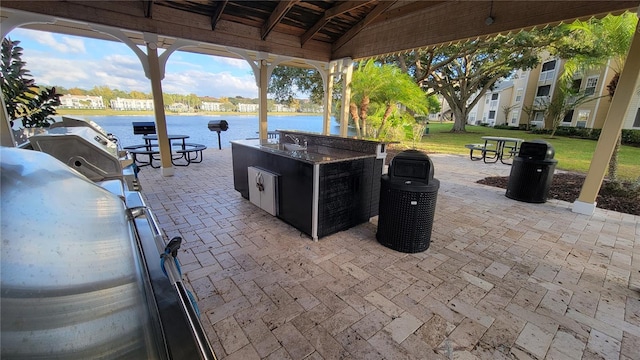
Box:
[465,136,523,164]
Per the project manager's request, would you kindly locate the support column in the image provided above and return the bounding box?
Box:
[259,60,269,140]
[340,59,354,137]
[0,93,16,147]
[573,19,640,215]
[323,62,335,135]
[146,43,174,176]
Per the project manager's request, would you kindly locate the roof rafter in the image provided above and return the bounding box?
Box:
[332,0,397,52]
[301,0,374,46]
[210,0,228,30]
[261,0,300,40]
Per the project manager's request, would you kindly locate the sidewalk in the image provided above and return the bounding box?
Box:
[138,148,639,360]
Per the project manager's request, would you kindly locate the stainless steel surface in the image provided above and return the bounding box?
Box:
[28,126,123,181]
[248,166,278,216]
[233,139,375,164]
[1,147,163,359]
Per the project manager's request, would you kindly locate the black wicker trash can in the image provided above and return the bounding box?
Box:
[376,150,439,253]
[506,140,557,203]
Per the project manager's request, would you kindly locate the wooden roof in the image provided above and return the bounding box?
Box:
[1,1,638,63]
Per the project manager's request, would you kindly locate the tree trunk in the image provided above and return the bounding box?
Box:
[451,107,467,132]
[349,103,361,137]
[606,73,621,183]
[377,103,395,138]
[359,96,370,137]
[608,133,621,181]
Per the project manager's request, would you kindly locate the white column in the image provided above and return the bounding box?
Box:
[146,42,174,176]
[340,59,354,137]
[0,93,16,147]
[323,62,335,135]
[259,60,269,140]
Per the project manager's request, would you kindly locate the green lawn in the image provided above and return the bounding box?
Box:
[403,122,640,181]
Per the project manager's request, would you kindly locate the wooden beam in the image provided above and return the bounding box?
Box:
[301,0,373,46]
[332,0,397,52]
[261,0,299,40]
[371,1,446,25]
[210,0,228,30]
[143,0,152,18]
[332,1,639,59]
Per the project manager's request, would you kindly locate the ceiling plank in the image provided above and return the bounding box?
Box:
[301,0,374,46]
[333,1,639,60]
[210,0,228,30]
[332,0,397,52]
[261,0,299,40]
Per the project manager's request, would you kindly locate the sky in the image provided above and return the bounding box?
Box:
[8,28,261,98]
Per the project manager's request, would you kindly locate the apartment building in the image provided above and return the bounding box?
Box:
[110,97,154,111]
[491,55,640,130]
[58,94,105,109]
[468,81,514,126]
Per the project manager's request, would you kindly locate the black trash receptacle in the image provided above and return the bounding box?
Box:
[506,140,557,203]
[377,150,439,253]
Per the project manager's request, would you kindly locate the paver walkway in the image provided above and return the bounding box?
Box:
[138,148,639,360]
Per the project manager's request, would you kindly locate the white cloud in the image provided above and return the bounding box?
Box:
[216,57,251,69]
[27,32,86,54]
[163,70,257,98]
[15,30,260,98]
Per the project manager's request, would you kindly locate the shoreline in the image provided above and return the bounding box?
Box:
[56,109,323,117]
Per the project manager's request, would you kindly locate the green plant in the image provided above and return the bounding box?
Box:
[1,38,60,128]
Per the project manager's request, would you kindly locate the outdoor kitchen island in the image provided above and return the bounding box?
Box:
[231,130,387,240]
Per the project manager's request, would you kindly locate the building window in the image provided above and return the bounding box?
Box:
[515,89,523,102]
[541,60,556,72]
[491,93,499,100]
[485,94,490,104]
[633,108,640,127]
[488,111,496,120]
[536,85,551,97]
[585,77,598,96]
[577,109,591,126]
[539,60,557,81]
[510,110,519,124]
[469,112,477,122]
[571,79,582,92]
[563,109,574,123]
[533,111,544,122]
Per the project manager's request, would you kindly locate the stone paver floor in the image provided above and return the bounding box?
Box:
[138,148,639,360]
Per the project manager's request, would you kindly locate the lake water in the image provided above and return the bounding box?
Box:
[75,114,346,149]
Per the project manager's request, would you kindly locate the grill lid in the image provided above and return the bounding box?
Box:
[208,120,229,131]
[1,147,163,358]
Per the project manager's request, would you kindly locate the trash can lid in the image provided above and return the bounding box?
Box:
[518,140,554,160]
[389,149,434,183]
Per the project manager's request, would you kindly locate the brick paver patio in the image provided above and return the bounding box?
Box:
[138,148,639,360]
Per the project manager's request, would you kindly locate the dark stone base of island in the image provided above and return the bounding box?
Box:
[231,131,386,240]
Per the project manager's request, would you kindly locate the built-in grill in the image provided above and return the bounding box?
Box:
[2,126,216,358]
[28,119,137,190]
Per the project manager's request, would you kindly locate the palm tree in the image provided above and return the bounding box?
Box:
[350,60,435,139]
[559,12,638,181]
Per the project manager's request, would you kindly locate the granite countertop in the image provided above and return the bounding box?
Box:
[231,139,376,164]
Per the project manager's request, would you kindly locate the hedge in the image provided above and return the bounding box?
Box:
[529,126,640,146]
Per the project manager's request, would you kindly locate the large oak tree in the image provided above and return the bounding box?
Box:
[384,27,571,132]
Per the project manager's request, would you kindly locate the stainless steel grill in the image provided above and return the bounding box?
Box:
[1,147,216,359]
